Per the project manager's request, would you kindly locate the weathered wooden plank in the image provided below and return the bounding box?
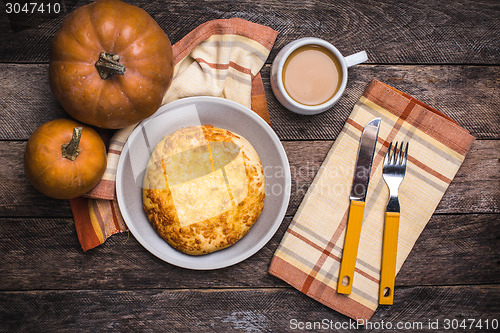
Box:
[1,286,498,332]
[263,64,500,141]
[0,64,66,140]
[0,214,498,291]
[0,142,71,217]
[0,0,499,64]
[0,64,498,141]
[1,140,497,217]
[286,140,500,216]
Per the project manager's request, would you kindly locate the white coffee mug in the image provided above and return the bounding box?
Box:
[271,37,368,115]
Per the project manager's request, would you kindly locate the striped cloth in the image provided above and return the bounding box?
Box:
[269,79,475,321]
[70,18,278,251]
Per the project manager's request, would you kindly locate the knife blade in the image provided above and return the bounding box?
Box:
[337,118,380,295]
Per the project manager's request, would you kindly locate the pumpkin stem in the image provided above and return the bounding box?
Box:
[61,127,83,161]
[95,52,126,79]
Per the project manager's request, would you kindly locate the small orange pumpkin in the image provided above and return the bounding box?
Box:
[24,119,107,199]
[49,0,173,129]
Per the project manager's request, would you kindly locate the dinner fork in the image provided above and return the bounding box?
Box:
[379,141,408,305]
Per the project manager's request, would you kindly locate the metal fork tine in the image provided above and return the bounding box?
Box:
[403,142,409,165]
[390,142,398,164]
[385,142,392,165]
[397,142,404,165]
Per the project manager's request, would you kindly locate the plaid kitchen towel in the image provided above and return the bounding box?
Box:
[70,18,278,251]
[268,79,475,321]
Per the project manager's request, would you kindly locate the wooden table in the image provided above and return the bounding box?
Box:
[1,0,498,331]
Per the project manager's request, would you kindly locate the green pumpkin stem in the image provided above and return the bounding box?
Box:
[95,52,126,79]
[61,127,82,161]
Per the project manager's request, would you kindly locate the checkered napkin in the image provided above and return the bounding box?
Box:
[268,79,475,321]
[70,18,278,251]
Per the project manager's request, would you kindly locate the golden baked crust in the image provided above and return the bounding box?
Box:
[143,125,265,255]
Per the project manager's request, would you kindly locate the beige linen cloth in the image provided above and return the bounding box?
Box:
[70,18,277,251]
[269,79,475,321]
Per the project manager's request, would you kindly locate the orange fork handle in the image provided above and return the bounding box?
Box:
[337,200,365,295]
[379,211,400,305]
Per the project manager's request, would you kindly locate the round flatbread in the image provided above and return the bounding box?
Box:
[143,125,265,255]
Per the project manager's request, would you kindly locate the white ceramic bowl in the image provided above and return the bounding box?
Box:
[271,37,367,115]
[116,96,291,270]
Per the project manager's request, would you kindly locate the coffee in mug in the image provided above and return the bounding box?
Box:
[282,45,342,106]
[271,38,368,115]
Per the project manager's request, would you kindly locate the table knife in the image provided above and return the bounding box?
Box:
[337,118,380,295]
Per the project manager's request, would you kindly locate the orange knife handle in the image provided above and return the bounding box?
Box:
[337,200,365,295]
[379,211,400,305]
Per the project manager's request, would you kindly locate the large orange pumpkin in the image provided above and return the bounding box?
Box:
[24,119,107,199]
[49,0,173,129]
